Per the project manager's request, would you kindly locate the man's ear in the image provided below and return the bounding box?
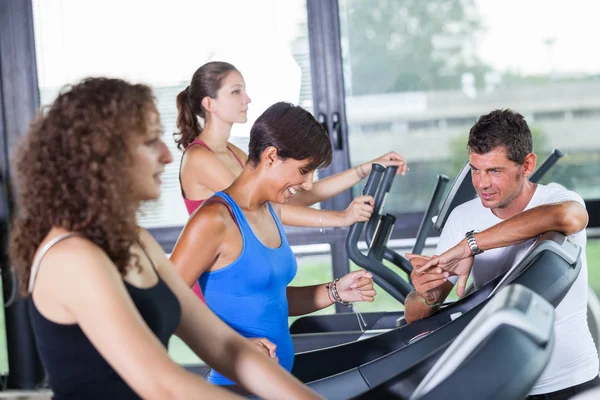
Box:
[522,152,537,178]
[260,146,279,167]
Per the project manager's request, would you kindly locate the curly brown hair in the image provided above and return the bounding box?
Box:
[10,78,156,296]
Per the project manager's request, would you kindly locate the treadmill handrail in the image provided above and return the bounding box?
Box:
[412,174,449,254]
[366,166,398,246]
[347,223,414,303]
[366,173,449,276]
[433,162,476,232]
[410,284,555,400]
[367,214,396,262]
[374,166,398,216]
[347,164,413,303]
[530,148,564,183]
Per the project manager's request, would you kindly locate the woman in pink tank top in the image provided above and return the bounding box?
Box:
[174,62,409,301]
[180,138,245,215]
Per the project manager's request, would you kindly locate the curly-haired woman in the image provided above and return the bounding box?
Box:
[10,78,321,400]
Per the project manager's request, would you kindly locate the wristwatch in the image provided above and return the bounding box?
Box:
[465,230,483,256]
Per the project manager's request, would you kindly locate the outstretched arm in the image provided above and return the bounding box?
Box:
[286,270,376,316]
[287,152,408,207]
[280,195,374,228]
[142,230,322,400]
[51,238,243,400]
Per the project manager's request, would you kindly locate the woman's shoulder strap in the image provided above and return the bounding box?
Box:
[28,232,83,294]
[201,193,240,229]
[185,139,212,152]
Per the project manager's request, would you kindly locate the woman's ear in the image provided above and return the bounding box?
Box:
[201,96,214,113]
[261,146,279,167]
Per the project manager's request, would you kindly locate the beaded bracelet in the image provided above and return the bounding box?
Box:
[326,279,351,306]
[331,278,351,307]
[421,296,442,308]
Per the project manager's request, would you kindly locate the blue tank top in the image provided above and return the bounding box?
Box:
[199,192,297,385]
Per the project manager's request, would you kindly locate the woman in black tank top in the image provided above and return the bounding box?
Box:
[9,78,321,400]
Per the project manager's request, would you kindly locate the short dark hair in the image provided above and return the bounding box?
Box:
[468,109,532,164]
[248,102,332,171]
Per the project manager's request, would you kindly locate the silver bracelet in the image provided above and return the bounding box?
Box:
[326,281,335,303]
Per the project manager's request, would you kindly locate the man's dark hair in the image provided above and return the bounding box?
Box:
[468,109,532,164]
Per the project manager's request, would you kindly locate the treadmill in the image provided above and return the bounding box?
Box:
[354,284,556,400]
[190,150,570,382]
[292,231,580,392]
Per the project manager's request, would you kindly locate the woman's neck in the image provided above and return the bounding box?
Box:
[226,168,271,211]
[199,118,233,152]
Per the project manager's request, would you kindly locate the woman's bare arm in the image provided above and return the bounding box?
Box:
[44,237,242,400]
[142,230,323,400]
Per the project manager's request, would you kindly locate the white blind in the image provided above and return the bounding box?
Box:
[33,0,314,229]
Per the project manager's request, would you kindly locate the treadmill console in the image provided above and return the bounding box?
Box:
[410,284,555,400]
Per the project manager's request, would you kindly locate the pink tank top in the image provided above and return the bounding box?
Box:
[180,139,245,215]
[179,139,245,302]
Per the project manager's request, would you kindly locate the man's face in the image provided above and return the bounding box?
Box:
[469,146,526,210]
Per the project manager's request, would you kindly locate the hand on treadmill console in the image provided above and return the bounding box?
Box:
[415,239,474,297]
[406,253,448,305]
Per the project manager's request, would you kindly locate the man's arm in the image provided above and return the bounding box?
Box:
[475,201,587,251]
[417,200,589,296]
[403,207,463,324]
[404,277,454,324]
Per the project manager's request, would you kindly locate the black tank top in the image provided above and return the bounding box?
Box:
[28,233,182,399]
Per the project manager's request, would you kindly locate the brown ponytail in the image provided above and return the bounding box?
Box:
[175,87,201,149]
[174,61,238,150]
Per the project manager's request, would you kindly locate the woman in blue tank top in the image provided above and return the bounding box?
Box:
[171,102,378,385]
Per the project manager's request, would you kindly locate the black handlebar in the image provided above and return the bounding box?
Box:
[530,148,564,183]
[366,166,398,246]
[362,163,386,197]
[374,166,398,215]
[346,164,413,303]
[367,214,396,262]
[412,174,449,255]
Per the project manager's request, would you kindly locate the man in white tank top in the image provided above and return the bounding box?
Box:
[403,109,599,398]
